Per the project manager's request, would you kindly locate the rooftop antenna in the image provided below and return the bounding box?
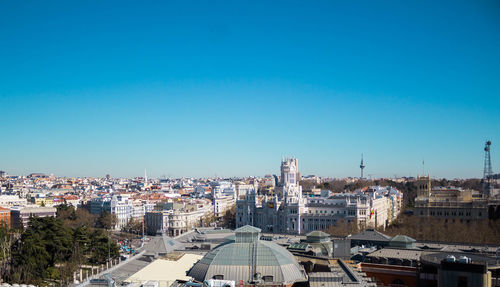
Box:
[422,157,425,176]
[483,140,493,197]
[360,154,365,179]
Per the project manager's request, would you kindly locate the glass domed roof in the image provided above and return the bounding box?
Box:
[187,225,306,284]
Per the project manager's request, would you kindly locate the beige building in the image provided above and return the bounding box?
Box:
[414,176,494,222]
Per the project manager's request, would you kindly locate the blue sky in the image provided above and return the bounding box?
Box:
[1,0,499,179]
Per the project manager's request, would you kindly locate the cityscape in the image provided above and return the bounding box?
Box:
[0,151,499,287]
[1,1,500,287]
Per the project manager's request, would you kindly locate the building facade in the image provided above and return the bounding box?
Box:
[0,195,28,207]
[10,206,57,229]
[0,207,10,228]
[414,175,500,222]
[237,158,403,234]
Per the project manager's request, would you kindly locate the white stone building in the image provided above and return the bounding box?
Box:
[110,194,134,229]
[236,158,403,234]
[167,204,212,236]
[213,195,234,218]
[0,195,28,207]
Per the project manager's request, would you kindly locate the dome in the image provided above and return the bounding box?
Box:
[389,235,416,249]
[187,225,306,284]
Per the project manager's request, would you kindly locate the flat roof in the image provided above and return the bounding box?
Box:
[125,253,203,286]
[366,248,427,261]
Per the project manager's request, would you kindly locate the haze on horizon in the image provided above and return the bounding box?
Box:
[1,1,499,179]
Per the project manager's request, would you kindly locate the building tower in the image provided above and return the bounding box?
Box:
[416,175,431,199]
[281,157,299,187]
[483,140,493,197]
[360,154,365,179]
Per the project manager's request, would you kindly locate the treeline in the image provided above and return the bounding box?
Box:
[0,204,119,285]
[382,215,500,245]
[324,219,361,237]
[324,216,500,245]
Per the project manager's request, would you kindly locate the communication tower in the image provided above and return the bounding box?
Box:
[483,140,493,197]
[360,154,365,179]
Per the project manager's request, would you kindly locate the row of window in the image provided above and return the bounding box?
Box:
[426,210,479,217]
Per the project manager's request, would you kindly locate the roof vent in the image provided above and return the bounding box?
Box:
[445,255,456,262]
[458,256,471,264]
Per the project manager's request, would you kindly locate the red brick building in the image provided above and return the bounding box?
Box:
[0,206,11,228]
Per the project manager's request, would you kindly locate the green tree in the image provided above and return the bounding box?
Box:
[10,231,50,284]
[56,203,76,220]
[89,229,119,264]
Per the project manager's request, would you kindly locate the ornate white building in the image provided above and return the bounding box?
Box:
[236,158,403,234]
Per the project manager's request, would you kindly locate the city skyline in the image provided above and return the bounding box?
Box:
[1,0,499,179]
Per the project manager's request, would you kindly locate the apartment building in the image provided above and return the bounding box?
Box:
[10,206,57,229]
[0,207,10,227]
[0,195,28,207]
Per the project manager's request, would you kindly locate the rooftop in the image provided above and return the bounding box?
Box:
[350,229,392,242]
[125,253,203,284]
[187,226,306,284]
[366,248,427,261]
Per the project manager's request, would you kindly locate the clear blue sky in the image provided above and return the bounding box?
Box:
[1,1,499,179]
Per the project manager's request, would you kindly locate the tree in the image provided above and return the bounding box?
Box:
[5,215,120,285]
[56,203,77,221]
[73,208,96,228]
[0,221,11,260]
[122,218,142,234]
[89,229,119,264]
[96,210,117,230]
[222,204,236,229]
[10,227,51,284]
[325,219,359,237]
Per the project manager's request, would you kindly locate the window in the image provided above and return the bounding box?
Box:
[262,276,273,282]
[213,275,224,280]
